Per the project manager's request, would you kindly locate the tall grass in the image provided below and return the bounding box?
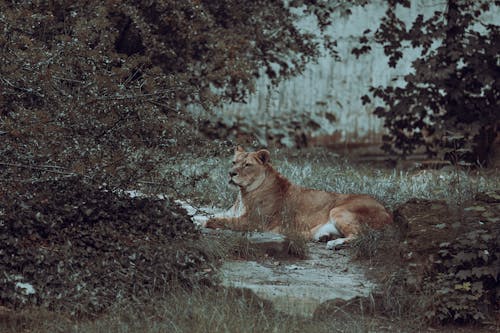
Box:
[163,150,499,210]
[3,288,383,333]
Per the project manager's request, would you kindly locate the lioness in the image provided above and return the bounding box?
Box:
[205,147,392,249]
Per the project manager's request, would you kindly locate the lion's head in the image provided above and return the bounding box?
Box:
[228,147,270,191]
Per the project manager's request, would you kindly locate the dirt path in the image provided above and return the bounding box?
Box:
[219,242,374,317]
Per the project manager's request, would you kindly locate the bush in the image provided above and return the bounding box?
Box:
[350,192,500,325]
[425,228,500,323]
[364,1,499,165]
[0,177,218,316]
[0,0,337,190]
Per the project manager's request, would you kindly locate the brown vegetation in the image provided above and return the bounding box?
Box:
[349,191,500,325]
[0,177,218,316]
[0,0,346,191]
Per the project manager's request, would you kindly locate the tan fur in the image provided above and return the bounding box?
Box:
[205,147,392,247]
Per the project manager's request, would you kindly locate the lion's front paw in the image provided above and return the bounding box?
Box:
[204,218,228,229]
[326,238,349,250]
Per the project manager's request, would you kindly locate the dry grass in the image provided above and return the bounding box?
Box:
[209,228,308,260]
[162,149,500,211]
[349,225,405,263]
[219,232,261,259]
[283,230,309,259]
[346,227,436,329]
[4,286,494,333]
[1,287,389,333]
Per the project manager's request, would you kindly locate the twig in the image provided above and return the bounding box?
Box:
[137,180,174,187]
[145,100,178,112]
[52,75,86,84]
[38,164,67,170]
[0,174,78,183]
[0,78,45,98]
[95,117,127,139]
[89,91,174,103]
[0,162,89,178]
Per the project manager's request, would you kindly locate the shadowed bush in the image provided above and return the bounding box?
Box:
[0,177,219,317]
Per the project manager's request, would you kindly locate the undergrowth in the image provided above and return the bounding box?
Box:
[427,228,500,323]
[2,288,381,333]
[348,192,500,326]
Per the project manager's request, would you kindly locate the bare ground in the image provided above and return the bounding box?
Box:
[219,242,374,317]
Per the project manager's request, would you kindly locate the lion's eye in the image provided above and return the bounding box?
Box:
[231,161,236,165]
[244,163,251,167]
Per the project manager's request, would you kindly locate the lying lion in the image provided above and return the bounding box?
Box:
[205,147,392,249]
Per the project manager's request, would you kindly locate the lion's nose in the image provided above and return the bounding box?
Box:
[229,171,237,177]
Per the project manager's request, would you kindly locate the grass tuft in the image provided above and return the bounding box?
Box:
[349,225,405,263]
[284,230,309,259]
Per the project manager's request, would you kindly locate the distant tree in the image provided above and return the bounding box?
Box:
[0,0,362,190]
[360,0,499,165]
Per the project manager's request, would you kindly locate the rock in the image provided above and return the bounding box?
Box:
[244,232,287,255]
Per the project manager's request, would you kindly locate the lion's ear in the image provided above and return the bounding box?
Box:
[256,149,270,164]
[235,146,245,153]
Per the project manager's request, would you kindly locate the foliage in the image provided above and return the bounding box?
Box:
[0,177,217,316]
[360,0,499,165]
[350,193,500,325]
[426,228,500,323]
[200,111,336,148]
[0,0,357,190]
